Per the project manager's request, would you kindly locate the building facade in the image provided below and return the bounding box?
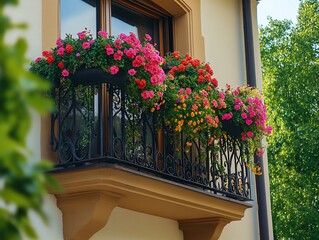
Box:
[6,0,273,239]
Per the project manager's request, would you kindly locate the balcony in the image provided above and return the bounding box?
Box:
[50,74,252,240]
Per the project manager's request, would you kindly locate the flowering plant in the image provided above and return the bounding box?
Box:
[221,85,272,174]
[30,29,166,111]
[162,51,224,147]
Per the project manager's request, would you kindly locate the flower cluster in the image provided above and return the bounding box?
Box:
[30,29,166,110]
[162,51,224,144]
[221,85,272,172]
[30,30,272,175]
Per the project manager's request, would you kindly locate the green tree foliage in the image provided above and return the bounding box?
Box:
[260,0,319,239]
[0,1,56,239]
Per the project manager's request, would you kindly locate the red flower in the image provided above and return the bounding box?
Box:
[47,55,54,64]
[178,64,186,72]
[191,59,200,68]
[181,59,189,66]
[42,50,50,57]
[204,63,214,75]
[58,61,64,69]
[211,78,218,88]
[172,51,181,59]
[66,44,73,53]
[197,69,205,75]
[204,74,211,82]
[135,79,146,89]
[197,75,204,83]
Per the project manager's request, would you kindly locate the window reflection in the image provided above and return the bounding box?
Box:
[111,17,138,36]
[111,2,160,47]
[60,0,97,38]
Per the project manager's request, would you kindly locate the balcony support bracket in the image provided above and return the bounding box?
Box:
[179,217,231,240]
[56,191,121,240]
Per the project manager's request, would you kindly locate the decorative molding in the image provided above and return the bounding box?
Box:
[56,191,121,240]
[53,165,251,238]
[179,217,231,240]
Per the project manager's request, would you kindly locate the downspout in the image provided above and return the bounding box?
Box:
[242,1,270,240]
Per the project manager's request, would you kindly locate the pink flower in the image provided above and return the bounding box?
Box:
[82,42,90,49]
[150,75,160,85]
[266,126,273,135]
[241,112,247,119]
[105,44,114,55]
[185,88,192,95]
[178,88,185,94]
[234,105,241,111]
[245,119,253,125]
[157,91,164,98]
[241,133,247,141]
[124,48,136,59]
[219,92,225,99]
[247,132,254,138]
[145,34,152,41]
[132,55,145,67]
[57,47,65,56]
[128,69,136,76]
[234,98,243,105]
[114,50,123,60]
[98,31,108,38]
[222,113,233,120]
[56,37,62,47]
[200,90,208,97]
[76,53,81,57]
[77,31,86,40]
[233,89,240,95]
[110,65,119,75]
[114,39,122,49]
[35,57,42,63]
[215,116,219,123]
[141,90,155,99]
[62,69,69,77]
[206,115,213,123]
[256,148,264,157]
[212,99,218,108]
[119,33,127,40]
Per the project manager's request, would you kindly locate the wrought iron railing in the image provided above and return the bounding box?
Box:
[51,73,251,201]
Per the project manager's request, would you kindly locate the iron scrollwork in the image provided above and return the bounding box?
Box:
[51,73,251,201]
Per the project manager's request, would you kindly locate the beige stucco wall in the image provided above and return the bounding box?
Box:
[200,0,263,239]
[201,0,247,89]
[5,1,64,239]
[91,207,183,240]
[5,0,272,239]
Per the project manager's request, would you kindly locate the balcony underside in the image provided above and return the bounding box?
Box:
[49,76,254,239]
[53,164,252,240]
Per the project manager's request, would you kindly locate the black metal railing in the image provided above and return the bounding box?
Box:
[51,74,251,201]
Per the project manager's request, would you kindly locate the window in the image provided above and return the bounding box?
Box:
[60,0,98,37]
[60,0,172,54]
[56,0,172,161]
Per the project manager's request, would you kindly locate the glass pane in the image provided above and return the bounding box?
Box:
[60,0,97,38]
[111,17,138,36]
[111,2,160,47]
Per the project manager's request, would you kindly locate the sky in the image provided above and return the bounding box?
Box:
[257,0,300,26]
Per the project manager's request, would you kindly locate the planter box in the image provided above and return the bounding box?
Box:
[221,120,243,139]
[70,68,127,87]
